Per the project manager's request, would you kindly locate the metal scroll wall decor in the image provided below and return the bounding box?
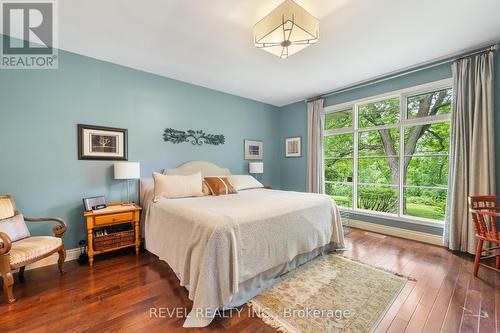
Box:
[163,128,225,146]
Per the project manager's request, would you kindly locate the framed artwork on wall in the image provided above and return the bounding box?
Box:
[244,139,263,160]
[78,124,128,160]
[285,136,301,157]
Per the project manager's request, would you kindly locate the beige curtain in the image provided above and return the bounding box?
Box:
[444,50,496,254]
[307,99,325,193]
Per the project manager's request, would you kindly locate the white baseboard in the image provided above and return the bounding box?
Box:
[348,219,443,246]
[20,247,80,271]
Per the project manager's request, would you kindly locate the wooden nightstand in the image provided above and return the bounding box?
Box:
[84,202,142,267]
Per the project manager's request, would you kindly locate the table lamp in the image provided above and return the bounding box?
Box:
[114,162,140,204]
[249,162,264,181]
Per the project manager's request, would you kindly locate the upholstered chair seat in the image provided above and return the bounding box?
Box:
[9,236,63,266]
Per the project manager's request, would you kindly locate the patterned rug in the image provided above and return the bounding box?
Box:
[249,255,410,333]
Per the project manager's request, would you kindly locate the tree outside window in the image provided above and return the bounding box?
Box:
[324,85,452,222]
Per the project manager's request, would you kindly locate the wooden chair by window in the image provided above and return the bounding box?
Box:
[469,195,500,277]
[0,195,67,303]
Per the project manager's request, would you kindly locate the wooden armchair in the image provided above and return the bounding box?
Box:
[469,195,500,277]
[0,195,67,303]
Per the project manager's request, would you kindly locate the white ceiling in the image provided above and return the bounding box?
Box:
[57,0,500,106]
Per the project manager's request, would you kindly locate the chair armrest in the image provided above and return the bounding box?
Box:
[24,217,67,238]
[0,232,12,255]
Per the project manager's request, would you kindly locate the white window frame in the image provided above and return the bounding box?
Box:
[323,78,453,228]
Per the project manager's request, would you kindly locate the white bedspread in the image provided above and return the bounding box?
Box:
[144,188,344,327]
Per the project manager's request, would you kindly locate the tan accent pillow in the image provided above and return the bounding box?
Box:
[153,172,204,200]
[204,177,237,196]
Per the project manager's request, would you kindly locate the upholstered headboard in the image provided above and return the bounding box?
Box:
[163,160,231,177]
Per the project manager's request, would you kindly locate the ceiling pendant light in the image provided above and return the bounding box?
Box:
[254,0,319,59]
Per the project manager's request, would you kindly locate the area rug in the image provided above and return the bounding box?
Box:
[248,255,410,333]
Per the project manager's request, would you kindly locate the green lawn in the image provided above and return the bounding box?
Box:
[332,196,352,208]
[329,195,445,221]
[405,203,444,221]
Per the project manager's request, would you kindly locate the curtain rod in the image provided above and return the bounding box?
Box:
[305,42,499,103]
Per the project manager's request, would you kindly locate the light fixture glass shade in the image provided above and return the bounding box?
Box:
[114,162,140,180]
[249,162,264,174]
[254,0,319,59]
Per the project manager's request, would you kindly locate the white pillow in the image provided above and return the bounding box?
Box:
[227,175,263,191]
[0,214,31,242]
[153,172,204,200]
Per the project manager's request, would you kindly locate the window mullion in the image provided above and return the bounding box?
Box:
[402,114,451,127]
[398,93,406,218]
[353,103,359,210]
[324,127,354,136]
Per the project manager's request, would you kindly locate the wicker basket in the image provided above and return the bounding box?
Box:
[94,229,134,251]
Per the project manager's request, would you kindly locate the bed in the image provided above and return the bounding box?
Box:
[140,161,345,327]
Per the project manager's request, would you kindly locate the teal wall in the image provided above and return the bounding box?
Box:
[0,49,280,249]
[279,55,500,236]
[279,101,308,191]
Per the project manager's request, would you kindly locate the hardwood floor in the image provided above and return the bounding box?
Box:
[0,228,498,333]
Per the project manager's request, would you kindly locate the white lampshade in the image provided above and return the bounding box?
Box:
[249,162,264,174]
[254,0,319,59]
[114,162,140,180]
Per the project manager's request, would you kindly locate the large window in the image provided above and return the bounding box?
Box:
[323,81,452,224]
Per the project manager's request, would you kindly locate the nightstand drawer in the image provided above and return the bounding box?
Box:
[94,212,134,226]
